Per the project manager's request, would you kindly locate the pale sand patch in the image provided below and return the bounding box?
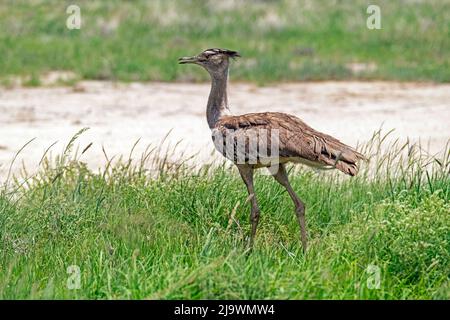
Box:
[0,81,449,181]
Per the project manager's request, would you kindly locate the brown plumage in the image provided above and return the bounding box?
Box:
[216,112,365,176]
[179,48,365,251]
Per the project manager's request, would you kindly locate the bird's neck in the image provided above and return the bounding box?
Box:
[207,69,230,129]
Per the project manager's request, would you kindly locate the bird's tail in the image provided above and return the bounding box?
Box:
[318,140,366,176]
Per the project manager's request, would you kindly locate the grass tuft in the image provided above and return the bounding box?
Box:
[1,0,449,84]
[0,130,448,299]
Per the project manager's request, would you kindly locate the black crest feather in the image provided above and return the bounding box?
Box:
[205,48,241,58]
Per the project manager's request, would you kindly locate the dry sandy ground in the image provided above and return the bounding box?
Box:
[0,81,449,181]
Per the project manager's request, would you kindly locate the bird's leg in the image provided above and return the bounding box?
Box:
[237,165,260,248]
[272,164,307,252]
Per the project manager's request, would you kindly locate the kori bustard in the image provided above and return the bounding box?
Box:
[179,48,365,251]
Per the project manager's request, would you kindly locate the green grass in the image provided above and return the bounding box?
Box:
[0,130,449,299]
[1,0,450,84]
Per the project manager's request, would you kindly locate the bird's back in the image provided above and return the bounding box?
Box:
[213,112,365,176]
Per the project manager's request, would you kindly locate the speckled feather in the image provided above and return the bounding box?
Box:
[215,112,365,176]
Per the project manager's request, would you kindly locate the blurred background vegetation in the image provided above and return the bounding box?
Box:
[0,0,449,84]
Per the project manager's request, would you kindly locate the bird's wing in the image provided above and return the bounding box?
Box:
[216,112,365,176]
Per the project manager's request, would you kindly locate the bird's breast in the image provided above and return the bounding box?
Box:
[211,127,281,167]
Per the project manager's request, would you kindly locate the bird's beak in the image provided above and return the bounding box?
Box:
[178,56,198,65]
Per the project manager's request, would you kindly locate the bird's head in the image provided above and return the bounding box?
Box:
[178,48,241,76]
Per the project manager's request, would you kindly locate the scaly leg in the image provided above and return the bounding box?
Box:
[272,164,307,252]
[237,165,260,248]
